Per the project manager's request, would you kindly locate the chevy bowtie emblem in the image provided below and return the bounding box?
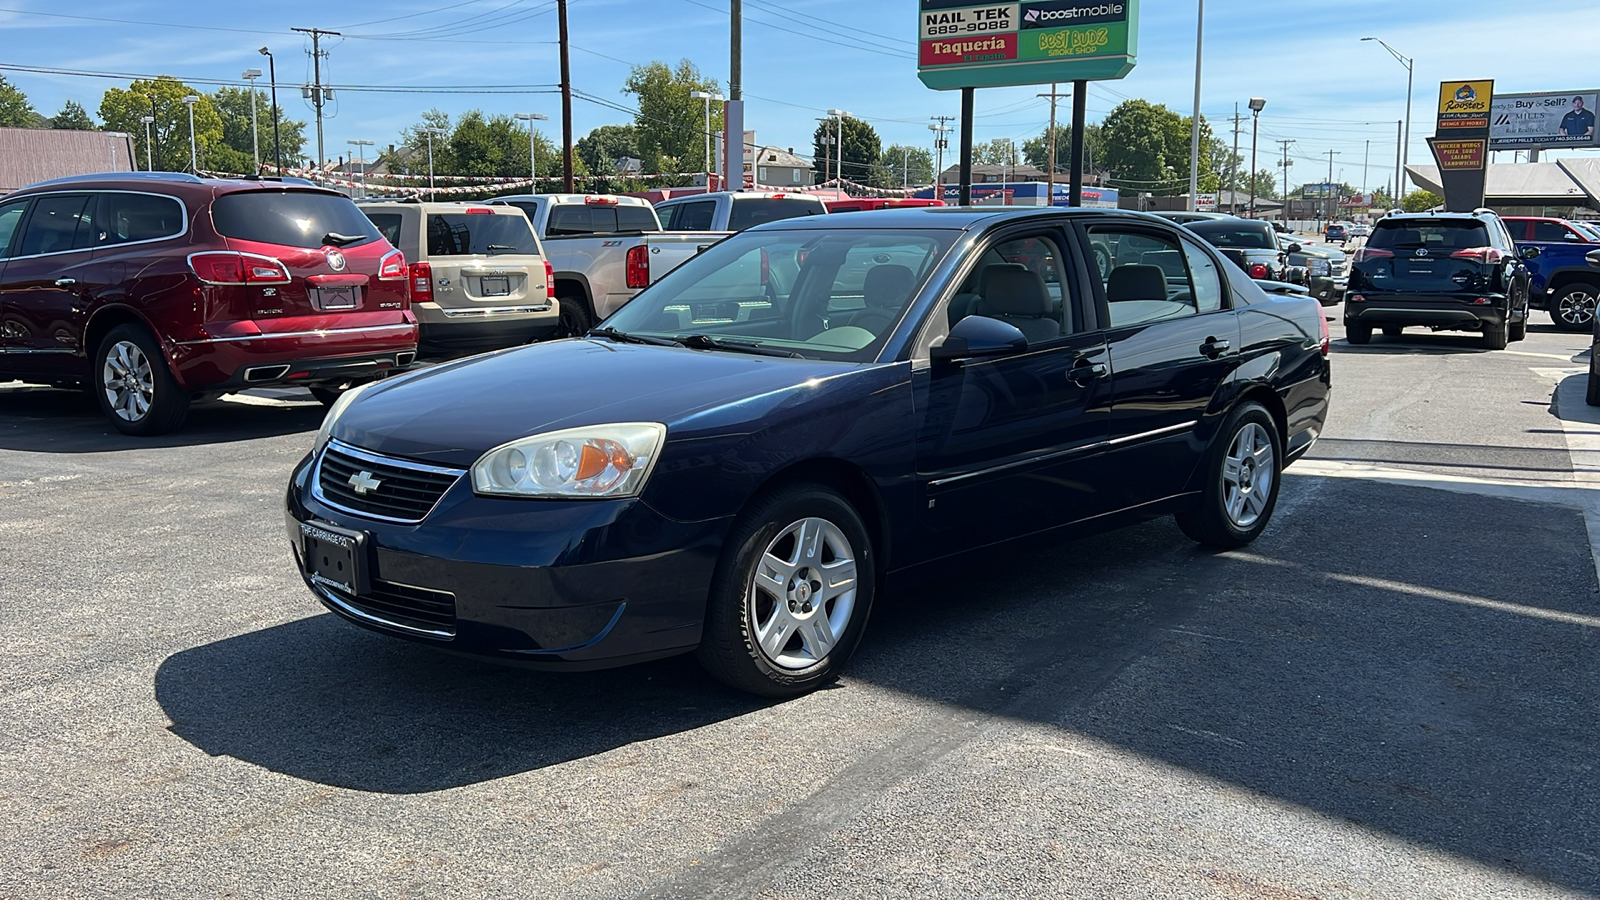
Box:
[348,470,382,495]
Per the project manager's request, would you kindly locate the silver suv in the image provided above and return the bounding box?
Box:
[358,201,556,356]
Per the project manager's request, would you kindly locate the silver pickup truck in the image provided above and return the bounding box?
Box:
[489,194,729,336]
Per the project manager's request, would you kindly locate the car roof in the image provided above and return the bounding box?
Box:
[357,200,525,214]
[11,171,331,197]
[493,193,652,207]
[743,205,1179,232]
[658,191,825,203]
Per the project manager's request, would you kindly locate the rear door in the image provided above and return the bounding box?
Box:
[0,196,35,360]
[422,208,547,313]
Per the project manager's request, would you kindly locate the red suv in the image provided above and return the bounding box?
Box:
[0,172,417,434]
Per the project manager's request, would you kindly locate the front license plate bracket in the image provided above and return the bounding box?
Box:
[301,521,370,596]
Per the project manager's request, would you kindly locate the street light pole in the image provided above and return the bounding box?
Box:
[1362,37,1414,197]
[424,127,445,198]
[139,116,154,171]
[181,94,199,174]
[515,112,550,191]
[827,109,850,188]
[242,68,263,173]
[1248,97,1265,217]
[258,47,281,173]
[1188,0,1204,212]
[690,91,724,189]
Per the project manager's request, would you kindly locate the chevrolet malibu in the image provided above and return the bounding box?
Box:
[287,208,1331,697]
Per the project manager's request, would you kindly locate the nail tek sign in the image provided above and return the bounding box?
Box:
[917,0,1138,90]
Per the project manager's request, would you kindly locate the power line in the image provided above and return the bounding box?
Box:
[0,5,281,35]
[0,63,558,94]
[676,0,916,61]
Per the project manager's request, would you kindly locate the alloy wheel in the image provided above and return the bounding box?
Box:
[747,516,858,670]
[1558,290,1597,328]
[102,339,155,422]
[1221,422,1276,529]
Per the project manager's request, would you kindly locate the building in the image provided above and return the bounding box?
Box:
[751,146,812,188]
[938,163,1049,184]
[0,128,135,192]
[1405,160,1600,216]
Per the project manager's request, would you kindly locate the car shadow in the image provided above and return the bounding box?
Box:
[1331,333,1496,354]
[0,383,324,452]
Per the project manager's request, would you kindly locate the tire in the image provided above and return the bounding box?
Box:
[1551,282,1599,332]
[1510,313,1527,342]
[93,324,189,436]
[1176,402,1283,549]
[697,483,875,698]
[554,294,593,339]
[1381,325,1403,337]
[1346,322,1372,345]
[1482,321,1508,350]
[1588,354,1600,407]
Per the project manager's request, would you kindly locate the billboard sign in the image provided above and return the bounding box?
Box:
[1490,91,1600,149]
[1430,80,1493,212]
[917,0,1138,90]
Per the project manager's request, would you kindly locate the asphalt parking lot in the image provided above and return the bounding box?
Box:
[3,311,1599,898]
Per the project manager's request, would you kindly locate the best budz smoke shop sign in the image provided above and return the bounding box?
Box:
[918,1,1138,90]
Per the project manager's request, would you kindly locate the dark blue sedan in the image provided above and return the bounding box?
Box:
[287,207,1331,697]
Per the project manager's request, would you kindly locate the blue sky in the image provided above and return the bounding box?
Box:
[5,0,1600,191]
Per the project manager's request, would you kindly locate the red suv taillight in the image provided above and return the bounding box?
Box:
[410,262,434,302]
[378,249,407,280]
[625,244,650,289]
[1450,246,1505,264]
[188,251,291,285]
[1352,247,1393,263]
[544,260,555,300]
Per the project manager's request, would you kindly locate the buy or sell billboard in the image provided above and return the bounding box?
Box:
[917,1,1138,90]
[1490,91,1600,149]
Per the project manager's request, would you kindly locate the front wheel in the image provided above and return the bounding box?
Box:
[697,484,875,698]
[1552,283,1598,332]
[94,324,189,435]
[1176,403,1282,549]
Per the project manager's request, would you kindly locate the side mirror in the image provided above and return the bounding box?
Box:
[1586,248,1600,269]
[1288,242,1303,253]
[1520,245,1542,261]
[931,315,1028,363]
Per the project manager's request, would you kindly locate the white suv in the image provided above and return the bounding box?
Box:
[359,201,556,356]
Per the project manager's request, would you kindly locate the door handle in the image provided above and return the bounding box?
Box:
[55,278,76,288]
[1067,361,1108,386]
[1199,337,1231,358]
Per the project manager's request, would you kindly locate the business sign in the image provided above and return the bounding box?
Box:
[1490,90,1600,149]
[1195,192,1218,212]
[1431,79,1492,212]
[917,0,1138,90]
[1302,182,1339,199]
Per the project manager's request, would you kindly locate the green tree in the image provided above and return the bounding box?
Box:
[49,100,94,130]
[879,144,934,187]
[622,60,722,174]
[382,109,455,176]
[970,137,1018,166]
[0,75,39,128]
[1244,168,1279,200]
[577,124,641,175]
[1402,189,1443,212]
[1098,99,1214,196]
[1022,123,1105,176]
[208,86,305,173]
[99,78,223,173]
[812,117,881,186]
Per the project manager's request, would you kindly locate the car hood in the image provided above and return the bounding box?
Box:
[331,338,865,468]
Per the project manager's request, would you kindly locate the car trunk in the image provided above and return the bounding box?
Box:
[1357,220,1494,295]
[423,211,546,310]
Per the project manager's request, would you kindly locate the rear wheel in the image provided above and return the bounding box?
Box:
[1588,353,1600,407]
[1346,322,1372,345]
[1482,321,1508,350]
[1176,402,1282,549]
[1509,312,1527,342]
[1552,283,1598,332]
[554,293,593,339]
[94,324,189,435]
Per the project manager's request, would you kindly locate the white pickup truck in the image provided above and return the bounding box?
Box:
[489,194,729,336]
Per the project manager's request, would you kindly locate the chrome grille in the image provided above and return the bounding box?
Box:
[314,440,464,524]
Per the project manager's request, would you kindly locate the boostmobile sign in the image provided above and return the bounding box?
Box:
[917,0,1138,90]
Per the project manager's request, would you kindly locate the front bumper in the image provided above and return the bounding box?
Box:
[1310,275,1348,305]
[1344,292,1509,330]
[285,451,728,669]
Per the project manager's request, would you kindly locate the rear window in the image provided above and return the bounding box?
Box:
[425,212,539,257]
[728,197,826,232]
[212,191,382,249]
[546,203,659,236]
[1369,219,1488,251]
[1186,221,1275,249]
[365,212,403,247]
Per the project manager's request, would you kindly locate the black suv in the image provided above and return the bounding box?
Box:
[1346,210,1534,349]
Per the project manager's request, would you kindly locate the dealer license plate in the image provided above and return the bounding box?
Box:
[480,275,510,297]
[313,286,360,310]
[301,521,368,596]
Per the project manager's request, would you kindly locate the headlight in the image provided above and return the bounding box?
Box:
[472,423,667,499]
[1309,258,1331,275]
[312,380,380,454]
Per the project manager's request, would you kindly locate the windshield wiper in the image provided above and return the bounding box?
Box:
[486,244,519,254]
[586,326,680,346]
[676,334,803,358]
[322,232,366,246]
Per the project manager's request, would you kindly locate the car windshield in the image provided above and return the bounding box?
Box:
[212,190,382,249]
[728,198,827,231]
[1187,221,1275,249]
[1368,219,1489,251]
[600,228,958,362]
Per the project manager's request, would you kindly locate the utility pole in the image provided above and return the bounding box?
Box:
[291,27,340,170]
[930,115,954,198]
[557,0,574,192]
[1363,139,1370,195]
[1037,85,1070,206]
[1229,103,1242,213]
[1394,120,1403,206]
[1188,0,1204,212]
[1325,150,1340,229]
[1276,139,1293,226]
[727,0,744,191]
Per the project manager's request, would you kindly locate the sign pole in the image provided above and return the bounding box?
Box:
[1070,80,1086,207]
[959,87,974,206]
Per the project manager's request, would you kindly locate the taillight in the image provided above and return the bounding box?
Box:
[1318,311,1330,357]
[378,249,407,280]
[1348,293,1366,303]
[1248,263,1269,279]
[1352,247,1393,262]
[1450,247,1505,264]
[410,262,434,302]
[625,244,650,289]
[188,251,290,285]
[584,195,619,206]
[544,260,555,300]
[465,207,494,215]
